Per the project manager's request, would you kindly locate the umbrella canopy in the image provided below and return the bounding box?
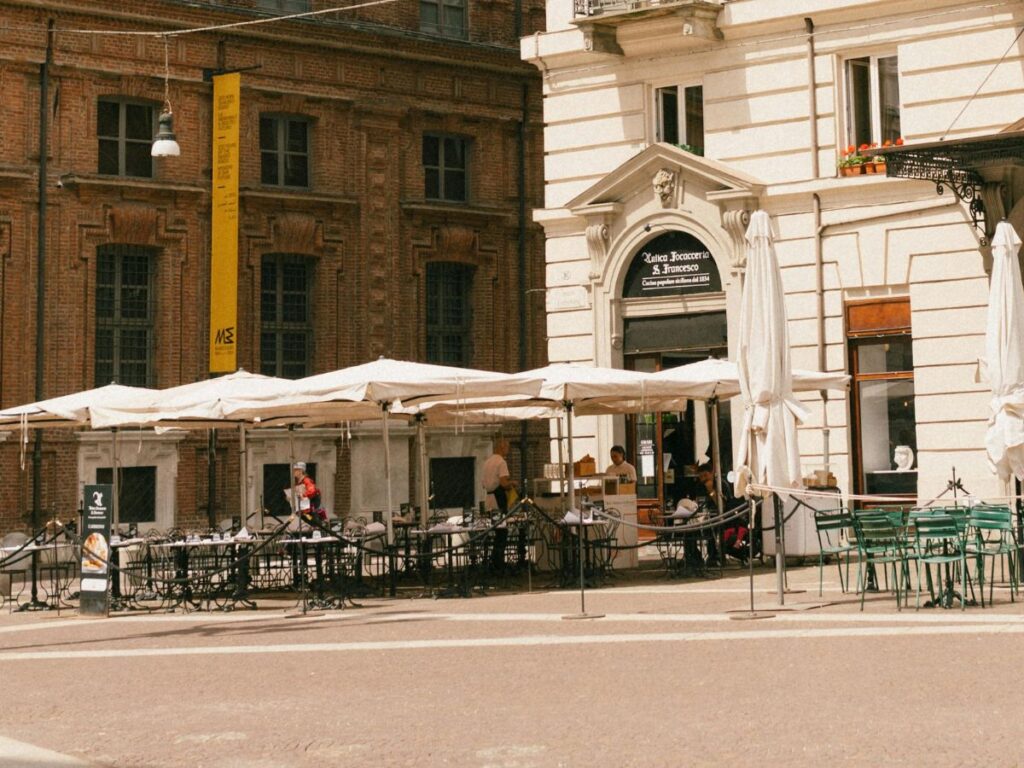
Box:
[985,221,1024,481]
[735,210,808,491]
[649,357,848,402]
[88,370,297,429]
[223,358,544,424]
[0,383,159,429]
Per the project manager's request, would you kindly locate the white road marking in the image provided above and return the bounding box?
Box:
[1,622,1023,662]
[0,735,90,765]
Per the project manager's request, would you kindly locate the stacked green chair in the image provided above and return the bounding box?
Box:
[913,514,969,611]
[966,505,1018,607]
[852,511,906,611]
[813,508,855,597]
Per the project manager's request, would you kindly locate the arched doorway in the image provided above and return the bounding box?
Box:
[619,230,731,526]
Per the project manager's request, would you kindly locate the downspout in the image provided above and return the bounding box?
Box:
[813,193,830,472]
[804,18,819,179]
[33,21,54,530]
[517,81,529,481]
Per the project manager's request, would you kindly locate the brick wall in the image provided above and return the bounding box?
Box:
[0,0,547,534]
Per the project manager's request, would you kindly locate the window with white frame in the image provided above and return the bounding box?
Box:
[845,54,901,149]
[655,85,704,155]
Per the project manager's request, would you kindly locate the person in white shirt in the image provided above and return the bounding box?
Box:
[482,437,514,573]
[605,445,637,483]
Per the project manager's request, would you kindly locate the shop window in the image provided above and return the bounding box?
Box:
[655,85,703,155]
[260,115,310,188]
[845,54,901,149]
[848,299,916,497]
[95,245,155,387]
[426,261,473,367]
[420,0,467,39]
[430,457,475,509]
[97,99,154,178]
[260,254,313,379]
[423,134,468,202]
[96,466,157,524]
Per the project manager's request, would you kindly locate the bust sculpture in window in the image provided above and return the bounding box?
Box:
[893,430,915,472]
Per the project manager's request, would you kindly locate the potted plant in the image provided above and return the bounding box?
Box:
[870,138,903,174]
[838,145,866,176]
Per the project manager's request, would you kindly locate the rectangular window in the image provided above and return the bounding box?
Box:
[261,254,313,379]
[96,466,157,524]
[426,262,473,367]
[845,55,901,149]
[260,115,310,188]
[655,85,703,155]
[430,457,475,510]
[420,0,466,38]
[423,135,468,202]
[255,0,310,12]
[262,463,316,520]
[95,245,155,387]
[848,299,916,498]
[97,100,154,178]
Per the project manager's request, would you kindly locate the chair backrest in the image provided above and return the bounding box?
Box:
[1,532,31,573]
[602,507,622,538]
[814,508,851,548]
[218,518,233,533]
[914,514,964,553]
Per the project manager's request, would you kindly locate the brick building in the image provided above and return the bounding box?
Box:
[0,0,547,533]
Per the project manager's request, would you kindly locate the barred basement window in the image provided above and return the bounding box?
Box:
[261,254,313,379]
[426,261,473,367]
[260,115,311,188]
[423,134,469,202]
[420,0,466,39]
[95,245,155,387]
[97,99,155,178]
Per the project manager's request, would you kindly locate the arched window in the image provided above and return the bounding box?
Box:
[426,261,473,367]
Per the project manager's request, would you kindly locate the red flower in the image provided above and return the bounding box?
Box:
[883,140,893,147]
[859,143,870,151]
[895,137,904,146]
[846,145,856,154]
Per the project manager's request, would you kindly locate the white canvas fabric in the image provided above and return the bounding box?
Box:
[734,211,808,494]
[648,357,848,402]
[985,221,1024,481]
[0,384,158,428]
[88,370,296,428]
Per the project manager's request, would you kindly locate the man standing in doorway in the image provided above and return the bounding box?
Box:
[483,437,514,574]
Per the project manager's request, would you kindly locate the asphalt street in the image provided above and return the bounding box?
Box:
[1,565,1023,768]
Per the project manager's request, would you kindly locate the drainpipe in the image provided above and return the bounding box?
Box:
[517,81,529,480]
[812,193,830,472]
[33,21,54,531]
[805,18,819,179]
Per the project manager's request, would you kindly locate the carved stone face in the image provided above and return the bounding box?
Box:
[653,169,676,205]
[893,444,915,471]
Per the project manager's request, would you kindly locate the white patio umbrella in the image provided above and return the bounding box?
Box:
[224,358,544,544]
[985,220,1024,483]
[0,383,159,527]
[735,210,808,605]
[87,370,300,529]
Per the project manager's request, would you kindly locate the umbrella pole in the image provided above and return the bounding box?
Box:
[381,404,397,598]
[774,493,785,605]
[556,416,566,506]
[562,402,602,621]
[287,424,307,615]
[416,416,430,531]
[239,424,248,531]
[111,428,119,530]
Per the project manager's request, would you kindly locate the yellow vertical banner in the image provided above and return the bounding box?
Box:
[209,72,241,373]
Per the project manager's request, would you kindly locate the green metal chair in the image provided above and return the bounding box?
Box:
[852,511,906,611]
[813,508,854,596]
[913,514,969,611]
[966,505,1018,607]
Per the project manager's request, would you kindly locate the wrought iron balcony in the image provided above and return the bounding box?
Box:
[571,0,723,56]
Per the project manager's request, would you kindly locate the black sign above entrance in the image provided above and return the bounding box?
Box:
[623,231,721,298]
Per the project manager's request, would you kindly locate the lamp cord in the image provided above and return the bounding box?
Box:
[941,24,1024,140]
[161,35,171,114]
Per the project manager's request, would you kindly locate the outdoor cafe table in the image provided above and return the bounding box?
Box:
[149,536,257,611]
[108,536,148,610]
[1,539,76,612]
[557,517,607,589]
[278,534,355,609]
[416,524,489,598]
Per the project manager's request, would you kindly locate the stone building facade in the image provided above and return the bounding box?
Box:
[523,0,1024,529]
[0,0,547,533]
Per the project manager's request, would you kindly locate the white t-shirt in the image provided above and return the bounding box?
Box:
[605,460,637,483]
[482,453,510,493]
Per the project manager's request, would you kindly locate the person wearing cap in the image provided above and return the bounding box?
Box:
[287,462,320,514]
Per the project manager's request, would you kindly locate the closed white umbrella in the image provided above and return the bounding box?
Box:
[985,220,1024,482]
[735,210,808,604]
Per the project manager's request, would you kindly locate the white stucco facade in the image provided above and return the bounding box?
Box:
[523,0,1024,503]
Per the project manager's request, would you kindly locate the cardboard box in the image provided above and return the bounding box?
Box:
[574,454,596,477]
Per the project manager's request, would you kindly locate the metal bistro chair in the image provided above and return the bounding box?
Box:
[813,508,855,596]
[966,505,1018,607]
[913,513,969,611]
[1,532,31,612]
[852,511,906,611]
